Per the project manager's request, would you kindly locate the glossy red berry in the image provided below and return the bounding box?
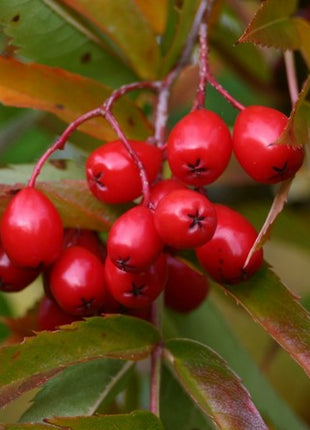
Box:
[164,254,210,313]
[0,187,63,268]
[37,295,80,331]
[0,242,40,292]
[62,228,106,262]
[232,105,305,184]
[167,109,232,186]
[49,246,106,316]
[107,205,163,272]
[86,139,163,204]
[154,189,217,249]
[196,204,263,284]
[148,178,185,210]
[104,254,167,309]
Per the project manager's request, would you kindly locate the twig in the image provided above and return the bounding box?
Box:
[284,50,299,106]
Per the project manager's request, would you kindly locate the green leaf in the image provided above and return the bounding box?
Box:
[21,359,133,422]
[0,180,127,231]
[277,75,310,147]
[238,0,300,50]
[0,57,152,142]
[48,411,164,430]
[165,338,268,430]
[221,263,310,378]
[161,364,215,430]
[59,0,160,79]
[0,0,136,87]
[164,300,308,430]
[160,0,201,76]
[134,0,167,35]
[0,315,160,408]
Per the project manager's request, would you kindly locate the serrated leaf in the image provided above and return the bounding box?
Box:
[244,178,293,267]
[277,75,310,147]
[238,0,299,50]
[0,57,152,142]
[164,301,308,430]
[21,359,133,422]
[0,315,160,408]
[59,0,160,79]
[48,410,164,430]
[0,180,127,231]
[161,364,215,430]
[0,0,136,87]
[165,338,268,430]
[221,263,310,378]
[160,0,201,76]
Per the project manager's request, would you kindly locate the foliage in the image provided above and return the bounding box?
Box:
[0,1,310,429]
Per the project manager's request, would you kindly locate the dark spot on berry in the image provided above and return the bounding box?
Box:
[187,158,207,177]
[81,52,91,63]
[77,297,95,312]
[187,209,206,229]
[11,14,20,22]
[269,160,288,180]
[219,258,224,264]
[55,103,65,110]
[115,257,135,272]
[128,282,145,297]
[92,171,106,190]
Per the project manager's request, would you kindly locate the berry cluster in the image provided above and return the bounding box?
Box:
[0,104,304,330]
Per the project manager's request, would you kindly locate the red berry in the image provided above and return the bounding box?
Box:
[164,254,209,313]
[107,205,163,272]
[49,246,106,316]
[86,140,163,204]
[167,109,232,186]
[196,204,263,284]
[0,242,40,292]
[63,228,106,262]
[0,187,63,268]
[149,178,185,210]
[37,295,80,331]
[232,105,305,184]
[154,189,217,249]
[104,254,167,309]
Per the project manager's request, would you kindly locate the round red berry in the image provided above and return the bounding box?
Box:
[167,109,232,186]
[148,179,185,210]
[62,228,106,262]
[49,246,106,316]
[164,254,210,313]
[0,187,63,268]
[154,189,217,249]
[104,254,167,309]
[107,205,163,272]
[86,139,163,204]
[196,204,263,284]
[0,242,40,292]
[37,295,80,331]
[232,105,305,184]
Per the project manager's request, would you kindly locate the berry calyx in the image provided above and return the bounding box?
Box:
[232,105,305,184]
[154,189,217,249]
[0,187,63,268]
[86,140,163,204]
[104,254,167,309]
[196,204,263,284]
[164,254,210,313]
[107,205,163,272]
[167,109,232,186]
[49,246,106,316]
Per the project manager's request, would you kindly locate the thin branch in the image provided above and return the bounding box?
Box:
[284,50,299,106]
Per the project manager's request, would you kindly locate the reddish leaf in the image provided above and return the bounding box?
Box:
[0,57,152,142]
[277,75,310,147]
[165,338,268,430]
[238,0,300,50]
[0,315,160,408]
[0,180,127,231]
[219,263,310,378]
[244,178,293,268]
[59,0,160,79]
[1,303,39,345]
